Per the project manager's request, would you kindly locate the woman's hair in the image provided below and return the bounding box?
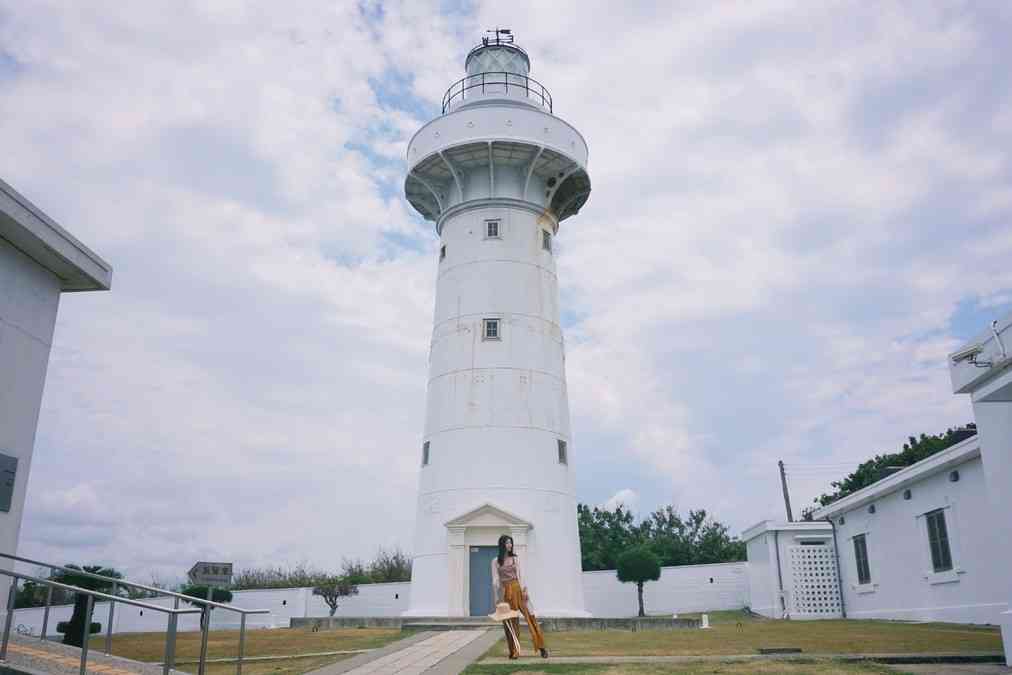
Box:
[497,534,515,566]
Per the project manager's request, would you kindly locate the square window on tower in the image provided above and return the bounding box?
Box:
[483,318,500,340]
[485,219,501,239]
[542,229,552,252]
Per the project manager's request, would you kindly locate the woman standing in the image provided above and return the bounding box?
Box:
[491,534,549,660]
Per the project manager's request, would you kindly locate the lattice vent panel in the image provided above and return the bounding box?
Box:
[788,545,842,619]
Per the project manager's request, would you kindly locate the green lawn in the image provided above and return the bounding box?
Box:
[480,611,1003,659]
[86,626,402,674]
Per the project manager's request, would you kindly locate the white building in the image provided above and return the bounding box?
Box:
[744,311,1012,666]
[402,33,591,618]
[742,521,841,620]
[0,178,112,609]
[948,312,1012,664]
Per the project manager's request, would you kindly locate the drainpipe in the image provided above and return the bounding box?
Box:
[773,530,786,618]
[827,517,847,619]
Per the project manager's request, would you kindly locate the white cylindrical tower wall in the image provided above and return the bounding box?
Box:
[404,38,592,618]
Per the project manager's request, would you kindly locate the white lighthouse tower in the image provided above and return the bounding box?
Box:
[403,31,592,618]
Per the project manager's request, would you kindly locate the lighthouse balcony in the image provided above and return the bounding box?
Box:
[442,71,552,114]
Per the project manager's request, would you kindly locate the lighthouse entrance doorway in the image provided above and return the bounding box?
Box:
[469,546,498,616]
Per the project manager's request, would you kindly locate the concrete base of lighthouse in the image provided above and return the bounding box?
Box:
[403,500,590,618]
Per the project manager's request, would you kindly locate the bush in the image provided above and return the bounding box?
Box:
[56,621,101,635]
[617,547,661,618]
[180,585,234,604]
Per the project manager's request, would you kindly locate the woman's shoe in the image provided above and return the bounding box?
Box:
[540,648,549,659]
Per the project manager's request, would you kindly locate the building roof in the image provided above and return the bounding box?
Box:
[741,520,833,542]
[811,434,980,520]
[0,178,112,291]
[949,310,1012,396]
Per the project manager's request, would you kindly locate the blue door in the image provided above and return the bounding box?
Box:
[469,546,498,616]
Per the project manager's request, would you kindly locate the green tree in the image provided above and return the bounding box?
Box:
[616,547,661,617]
[577,503,641,571]
[340,559,372,585]
[50,565,123,647]
[367,547,411,583]
[579,504,745,571]
[312,576,359,616]
[180,585,234,630]
[814,424,976,507]
[14,580,46,609]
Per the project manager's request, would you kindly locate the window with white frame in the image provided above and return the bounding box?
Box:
[925,509,953,572]
[557,439,568,465]
[853,534,871,584]
[483,318,500,340]
[422,441,430,466]
[440,245,446,261]
[542,229,552,252]
[485,219,500,239]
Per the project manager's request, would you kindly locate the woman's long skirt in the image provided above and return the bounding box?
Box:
[502,579,545,657]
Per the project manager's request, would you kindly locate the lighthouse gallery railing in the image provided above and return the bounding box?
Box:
[442,72,552,114]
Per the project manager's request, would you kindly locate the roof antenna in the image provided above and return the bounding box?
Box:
[485,28,514,46]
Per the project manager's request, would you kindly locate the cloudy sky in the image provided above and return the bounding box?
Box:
[3,1,1011,583]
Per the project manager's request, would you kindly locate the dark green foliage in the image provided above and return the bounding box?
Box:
[14,580,46,609]
[180,585,234,603]
[616,547,661,617]
[312,575,359,616]
[232,548,411,591]
[814,424,977,507]
[231,564,327,590]
[56,620,100,635]
[616,547,661,584]
[366,547,412,583]
[49,565,122,648]
[577,504,745,572]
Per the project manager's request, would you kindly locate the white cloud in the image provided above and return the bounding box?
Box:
[603,489,640,514]
[2,1,1010,581]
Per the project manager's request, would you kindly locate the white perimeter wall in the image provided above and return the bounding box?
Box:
[582,562,748,617]
[10,565,747,635]
[833,454,1005,625]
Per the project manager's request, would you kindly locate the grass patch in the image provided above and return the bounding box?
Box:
[86,626,402,671]
[481,613,1002,659]
[464,661,905,674]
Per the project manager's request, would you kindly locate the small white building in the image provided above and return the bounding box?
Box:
[742,521,841,620]
[0,178,112,609]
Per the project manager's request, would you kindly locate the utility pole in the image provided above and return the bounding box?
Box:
[779,460,794,522]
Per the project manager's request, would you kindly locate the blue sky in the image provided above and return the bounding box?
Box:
[2,1,1011,582]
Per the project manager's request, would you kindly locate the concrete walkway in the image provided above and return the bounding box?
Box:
[307,629,499,675]
[2,633,185,675]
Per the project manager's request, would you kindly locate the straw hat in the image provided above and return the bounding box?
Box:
[488,602,522,621]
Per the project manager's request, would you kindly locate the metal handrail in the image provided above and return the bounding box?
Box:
[0,553,268,614]
[1,570,200,675]
[1,552,270,675]
[441,71,552,114]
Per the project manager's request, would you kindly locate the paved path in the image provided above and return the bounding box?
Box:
[3,633,183,675]
[307,629,499,675]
